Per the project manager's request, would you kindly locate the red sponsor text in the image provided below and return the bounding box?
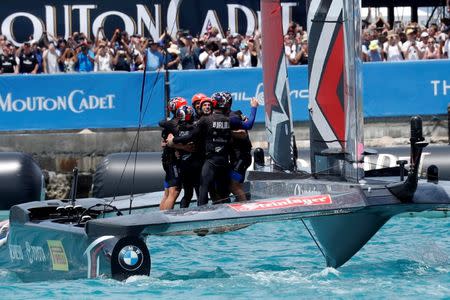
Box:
[228,195,332,212]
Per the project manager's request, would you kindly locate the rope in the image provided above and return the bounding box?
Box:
[300,218,327,261]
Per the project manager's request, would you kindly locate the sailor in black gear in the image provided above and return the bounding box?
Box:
[167,92,232,206]
[158,97,187,210]
[229,97,259,201]
[175,105,202,208]
[191,93,206,121]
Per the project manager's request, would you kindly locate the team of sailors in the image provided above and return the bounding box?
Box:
[159,92,259,210]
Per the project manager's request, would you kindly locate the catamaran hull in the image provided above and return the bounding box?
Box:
[0,204,151,282]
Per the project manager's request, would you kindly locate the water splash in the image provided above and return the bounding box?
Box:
[310,267,340,278]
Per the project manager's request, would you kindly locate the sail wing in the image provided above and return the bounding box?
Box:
[261,0,296,171]
[307,0,364,181]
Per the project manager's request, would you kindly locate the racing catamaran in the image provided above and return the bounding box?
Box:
[0,0,449,281]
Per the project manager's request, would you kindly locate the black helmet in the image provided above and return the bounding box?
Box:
[175,105,194,122]
[211,92,232,110]
[168,97,187,114]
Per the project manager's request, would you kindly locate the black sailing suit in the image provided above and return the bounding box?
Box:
[159,118,181,189]
[173,110,231,206]
[177,121,202,208]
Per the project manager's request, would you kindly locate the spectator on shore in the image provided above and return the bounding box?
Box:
[424,38,440,59]
[77,42,95,72]
[0,35,6,55]
[43,43,60,74]
[402,28,422,60]
[18,42,39,74]
[367,40,383,62]
[442,27,450,58]
[0,42,18,74]
[180,35,200,70]
[113,44,132,72]
[237,42,251,67]
[383,31,403,61]
[146,40,163,71]
[32,43,44,73]
[284,34,295,64]
[428,23,439,39]
[215,39,235,68]
[165,43,181,70]
[60,48,77,73]
[248,31,261,67]
[94,43,112,72]
[290,37,309,65]
[199,42,217,69]
[417,31,429,53]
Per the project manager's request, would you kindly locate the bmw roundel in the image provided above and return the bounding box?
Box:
[118,245,144,271]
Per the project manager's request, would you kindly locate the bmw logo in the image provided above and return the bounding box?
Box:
[118,245,144,271]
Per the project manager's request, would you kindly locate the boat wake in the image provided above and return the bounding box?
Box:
[408,241,450,270]
[158,267,231,281]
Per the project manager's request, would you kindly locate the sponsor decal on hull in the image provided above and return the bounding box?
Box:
[47,240,69,271]
[118,245,144,271]
[228,195,332,212]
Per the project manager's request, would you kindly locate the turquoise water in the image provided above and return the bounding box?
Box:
[0,216,449,299]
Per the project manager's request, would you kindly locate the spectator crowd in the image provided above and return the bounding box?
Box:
[0,17,449,75]
[361,18,450,62]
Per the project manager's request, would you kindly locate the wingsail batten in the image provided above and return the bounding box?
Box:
[261,0,295,171]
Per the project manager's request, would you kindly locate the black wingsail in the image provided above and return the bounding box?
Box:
[261,0,296,171]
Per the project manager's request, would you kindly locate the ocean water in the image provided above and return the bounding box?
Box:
[0,216,448,299]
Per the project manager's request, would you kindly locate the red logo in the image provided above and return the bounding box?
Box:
[228,195,332,212]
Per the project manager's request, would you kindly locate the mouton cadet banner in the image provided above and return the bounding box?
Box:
[0,60,449,131]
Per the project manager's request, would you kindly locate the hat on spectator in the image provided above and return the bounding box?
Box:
[186,35,193,40]
[420,31,429,38]
[368,40,379,51]
[220,38,228,44]
[387,30,397,39]
[443,25,450,34]
[167,43,180,55]
[406,28,415,35]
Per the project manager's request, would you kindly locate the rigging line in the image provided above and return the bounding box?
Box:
[300,218,327,261]
[107,67,163,208]
[129,54,149,214]
[108,18,180,207]
[127,17,179,213]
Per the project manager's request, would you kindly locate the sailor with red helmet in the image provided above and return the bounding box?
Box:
[199,96,214,116]
[191,93,207,120]
[158,96,187,210]
[167,92,232,206]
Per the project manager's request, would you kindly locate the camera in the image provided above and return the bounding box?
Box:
[81,45,87,51]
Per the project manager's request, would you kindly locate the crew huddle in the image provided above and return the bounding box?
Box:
[159,92,258,210]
